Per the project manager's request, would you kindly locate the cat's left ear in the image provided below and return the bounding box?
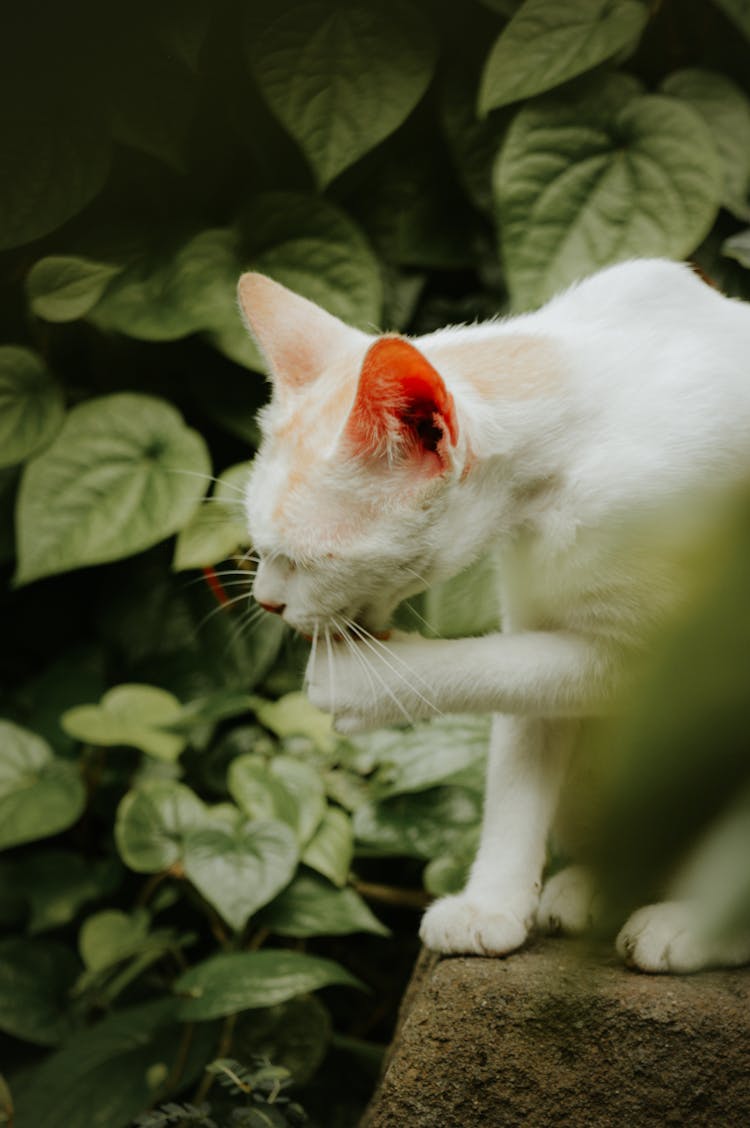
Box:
[344,337,458,475]
[237,273,366,392]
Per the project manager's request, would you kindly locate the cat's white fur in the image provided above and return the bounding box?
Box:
[239,259,750,972]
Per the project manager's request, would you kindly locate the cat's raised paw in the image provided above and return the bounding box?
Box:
[537,865,600,935]
[419,894,529,956]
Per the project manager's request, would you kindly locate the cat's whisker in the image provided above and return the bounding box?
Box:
[167,468,250,494]
[223,602,266,652]
[195,589,252,632]
[307,621,320,688]
[324,624,336,717]
[403,564,429,588]
[402,600,441,638]
[344,618,442,717]
[334,616,414,726]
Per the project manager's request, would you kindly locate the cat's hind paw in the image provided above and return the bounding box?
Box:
[616,902,750,973]
[537,865,601,935]
[419,894,530,956]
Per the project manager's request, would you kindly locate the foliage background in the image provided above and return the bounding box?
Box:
[3,0,750,1124]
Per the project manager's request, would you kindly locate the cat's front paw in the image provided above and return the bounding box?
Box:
[537,865,601,935]
[616,902,750,973]
[420,894,531,956]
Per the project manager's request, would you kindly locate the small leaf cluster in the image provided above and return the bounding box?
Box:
[3,1,750,1125]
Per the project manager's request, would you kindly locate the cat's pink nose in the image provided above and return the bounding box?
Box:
[258,599,286,616]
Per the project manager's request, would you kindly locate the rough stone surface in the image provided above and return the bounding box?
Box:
[361,939,750,1127]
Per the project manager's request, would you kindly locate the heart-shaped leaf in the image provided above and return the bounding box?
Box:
[253,692,338,755]
[478,0,649,113]
[261,873,387,937]
[0,347,65,469]
[229,754,326,845]
[114,779,208,872]
[26,256,122,321]
[176,949,364,1020]
[14,393,211,586]
[494,73,723,309]
[78,909,151,972]
[62,684,186,762]
[183,819,298,931]
[244,0,438,187]
[0,937,80,1046]
[302,806,353,886]
[353,786,482,859]
[0,720,86,850]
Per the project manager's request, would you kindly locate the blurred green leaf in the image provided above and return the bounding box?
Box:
[229,753,327,845]
[0,721,86,850]
[173,461,252,571]
[661,68,750,219]
[711,0,750,40]
[0,347,65,469]
[182,819,298,931]
[0,937,80,1046]
[14,393,210,586]
[78,908,151,971]
[176,950,364,1020]
[233,996,331,1086]
[244,0,438,187]
[18,850,122,934]
[353,786,482,859]
[478,0,649,113]
[302,806,354,886]
[253,692,337,755]
[494,73,723,309]
[27,256,122,321]
[260,873,388,937]
[115,779,207,872]
[353,715,490,799]
[62,684,186,762]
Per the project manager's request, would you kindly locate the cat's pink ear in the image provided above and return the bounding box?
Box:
[237,273,365,391]
[344,337,458,474]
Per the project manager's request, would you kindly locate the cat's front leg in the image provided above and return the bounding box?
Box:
[305,630,442,732]
[420,716,576,956]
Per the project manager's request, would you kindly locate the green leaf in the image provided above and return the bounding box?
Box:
[244,0,438,186]
[722,227,750,269]
[14,393,211,586]
[0,720,86,850]
[182,819,298,932]
[78,909,151,972]
[172,461,252,571]
[302,806,354,886]
[494,73,724,309]
[355,715,490,798]
[711,0,750,41]
[0,937,80,1046]
[26,256,122,321]
[661,68,750,220]
[253,692,338,755]
[478,0,649,113]
[115,779,207,872]
[423,831,479,895]
[229,754,326,845]
[11,998,216,1128]
[417,550,502,639]
[233,996,331,1086]
[176,950,364,1020]
[0,101,110,251]
[62,684,186,762]
[261,873,387,937]
[18,850,122,934]
[353,786,482,859]
[0,347,65,469]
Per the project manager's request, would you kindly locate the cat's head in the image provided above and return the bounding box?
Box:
[238,273,471,636]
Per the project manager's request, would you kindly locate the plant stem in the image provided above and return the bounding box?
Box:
[193,1012,238,1104]
[352,879,431,910]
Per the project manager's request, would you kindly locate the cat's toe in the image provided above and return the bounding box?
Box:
[419,894,530,956]
[616,903,710,973]
[537,865,600,935]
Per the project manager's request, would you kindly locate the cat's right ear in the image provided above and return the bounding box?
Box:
[237,273,365,393]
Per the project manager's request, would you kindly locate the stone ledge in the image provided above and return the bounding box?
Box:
[361,939,750,1127]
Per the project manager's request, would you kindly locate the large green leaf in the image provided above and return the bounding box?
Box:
[0,937,80,1046]
[11,998,216,1128]
[353,715,490,799]
[353,786,482,859]
[302,805,354,886]
[244,0,437,186]
[711,0,750,41]
[114,779,207,873]
[176,950,364,1020]
[661,68,750,220]
[0,347,65,469]
[26,256,122,321]
[14,393,210,586]
[260,873,388,937]
[494,74,724,309]
[478,0,649,113]
[62,684,186,763]
[182,819,298,931]
[0,721,86,850]
[229,754,326,845]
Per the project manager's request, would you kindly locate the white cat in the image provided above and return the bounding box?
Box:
[238,259,750,972]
